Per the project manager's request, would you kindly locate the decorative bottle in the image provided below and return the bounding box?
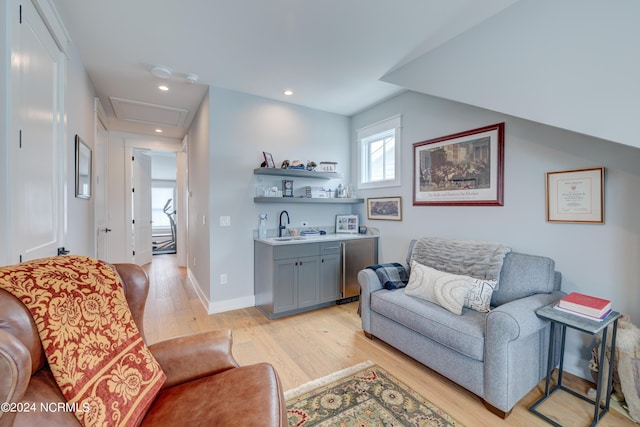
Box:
[259,214,268,239]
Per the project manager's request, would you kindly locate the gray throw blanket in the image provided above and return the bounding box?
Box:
[410,237,511,288]
[366,263,409,290]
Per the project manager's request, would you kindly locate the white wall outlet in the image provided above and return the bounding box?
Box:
[219,216,231,227]
[220,273,228,285]
[301,221,309,227]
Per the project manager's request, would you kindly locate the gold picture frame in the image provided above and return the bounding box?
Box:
[546,167,604,224]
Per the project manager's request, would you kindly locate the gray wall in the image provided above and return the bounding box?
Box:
[187,90,212,301]
[65,42,97,258]
[351,90,640,378]
[204,87,351,312]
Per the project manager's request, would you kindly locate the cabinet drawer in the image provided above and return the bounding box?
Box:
[320,242,342,255]
[274,243,319,260]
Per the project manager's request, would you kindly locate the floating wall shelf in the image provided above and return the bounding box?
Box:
[253,168,342,180]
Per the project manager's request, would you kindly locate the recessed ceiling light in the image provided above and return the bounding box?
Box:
[158,85,169,91]
[284,90,294,96]
[155,129,163,133]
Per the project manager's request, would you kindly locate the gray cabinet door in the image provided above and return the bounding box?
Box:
[273,258,298,313]
[297,256,320,308]
[320,253,341,303]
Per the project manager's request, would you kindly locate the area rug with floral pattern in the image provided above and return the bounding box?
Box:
[285,361,465,426]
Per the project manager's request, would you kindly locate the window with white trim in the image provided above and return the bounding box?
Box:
[357,115,401,189]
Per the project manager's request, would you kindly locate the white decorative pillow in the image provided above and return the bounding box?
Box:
[464,278,497,312]
[404,261,472,315]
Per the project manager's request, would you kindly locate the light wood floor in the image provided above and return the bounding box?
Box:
[143,255,636,427]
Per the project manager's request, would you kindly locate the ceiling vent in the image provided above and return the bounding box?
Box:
[110,97,188,128]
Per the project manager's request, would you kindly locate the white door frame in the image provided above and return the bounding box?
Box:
[94,98,109,260]
[123,138,187,264]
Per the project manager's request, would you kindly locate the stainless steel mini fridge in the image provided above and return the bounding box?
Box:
[339,238,378,303]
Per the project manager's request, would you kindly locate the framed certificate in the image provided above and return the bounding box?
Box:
[546,167,604,224]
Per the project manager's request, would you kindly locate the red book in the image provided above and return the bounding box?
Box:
[558,292,611,318]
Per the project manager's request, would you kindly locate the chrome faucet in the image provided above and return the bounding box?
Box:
[279,210,290,237]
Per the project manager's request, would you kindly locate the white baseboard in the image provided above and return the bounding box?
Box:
[186,269,255,314]
[209,295,256,314]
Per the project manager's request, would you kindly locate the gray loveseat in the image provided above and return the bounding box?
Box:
[358,237,563,417]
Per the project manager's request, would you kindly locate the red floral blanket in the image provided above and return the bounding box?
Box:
[0,256,166,426]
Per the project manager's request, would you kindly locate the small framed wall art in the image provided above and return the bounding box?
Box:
[336,214,359,233]
[546,167,604,224]
[367,196,402,221]
[75,134,92,199]
[262,151,275,168]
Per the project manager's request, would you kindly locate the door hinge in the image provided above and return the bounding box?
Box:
[132,187,135,192]
[19,254,23,263]
[133,251,135,256]
[132,156,135,161]
[19,5,22,24]
[19,129,22,148]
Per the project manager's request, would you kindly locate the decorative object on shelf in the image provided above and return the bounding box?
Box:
[253,167,343,179]
[259,213,268,239]
[289,160,305,170]
[367,196,402,221]
[318,161,337,172]
[336,214,359,234]
[546,167,604,224]
[304,186,327,198]
[282,179,294,197]
[336,184,346,198]
[281,159,290,169]
[359,226,368,234]
[262,151,275,168]
[413,122,505,206]
[306,161,317,171]
[75,134,91,199]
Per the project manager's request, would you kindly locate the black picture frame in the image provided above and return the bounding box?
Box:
[75,135,92,199]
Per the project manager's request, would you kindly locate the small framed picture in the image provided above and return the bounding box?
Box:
[262,151,275,168]
[282,179,294,197]
[546,167,604,224]
[336,214,359,234]
[367,196,402,221]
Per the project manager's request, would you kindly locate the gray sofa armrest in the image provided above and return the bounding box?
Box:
[358,268,385,334]
[484,291,564,412]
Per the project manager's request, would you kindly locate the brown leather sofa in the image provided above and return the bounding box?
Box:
[0,263,287,426]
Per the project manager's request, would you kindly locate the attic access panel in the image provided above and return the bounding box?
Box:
[110,97,188,128]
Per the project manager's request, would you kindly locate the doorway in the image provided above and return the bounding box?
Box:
[150,152,177,255]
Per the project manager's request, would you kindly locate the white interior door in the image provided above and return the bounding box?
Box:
[95,106,109,260]
[132,151,152,265]
[12,0,64,262]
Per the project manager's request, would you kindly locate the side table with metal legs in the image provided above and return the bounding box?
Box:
[530,303,620,427]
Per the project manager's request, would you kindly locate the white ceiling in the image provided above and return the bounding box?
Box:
[52,0,517,139]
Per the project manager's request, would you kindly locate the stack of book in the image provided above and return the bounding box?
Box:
[305,186,328,198]
[555,292,612,321]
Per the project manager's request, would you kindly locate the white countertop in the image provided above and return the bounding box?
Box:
[255,233,378,246]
